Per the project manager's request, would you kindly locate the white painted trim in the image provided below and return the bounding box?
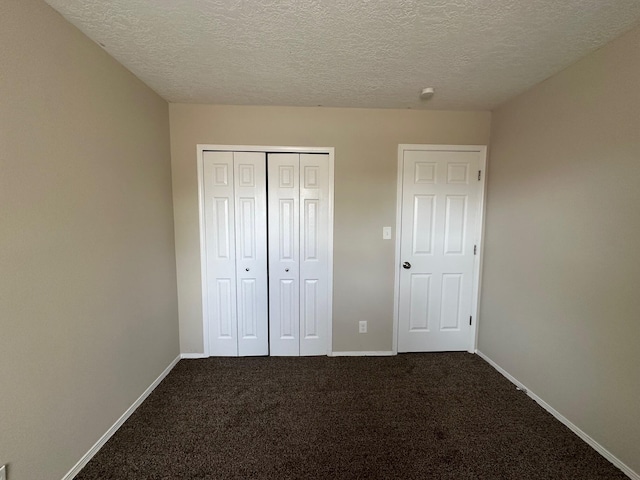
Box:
[198,145,334,154]
[326,149,335,356]
[476,351,639,480]
[196,146,210,356]
[329,351,396,357]
[197,145,335,357]
[392,144,488,354]
[470,146,487,353]
[62,355,181,480]
[392,144,404,355]
[180,353,208,359]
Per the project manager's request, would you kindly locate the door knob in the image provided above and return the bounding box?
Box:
[245,268,250,272]
[402,262,411,269]
[285,268,289,272]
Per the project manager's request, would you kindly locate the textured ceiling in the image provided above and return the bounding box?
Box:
[44,0,640,110]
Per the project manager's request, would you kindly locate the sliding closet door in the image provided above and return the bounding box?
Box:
[299,154,329,356]
[268,153,330,356]
[203,151,268,356]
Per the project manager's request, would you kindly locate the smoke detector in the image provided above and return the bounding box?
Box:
[420,87,435,100]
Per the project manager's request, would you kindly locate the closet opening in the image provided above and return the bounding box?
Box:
[197,145,335,357]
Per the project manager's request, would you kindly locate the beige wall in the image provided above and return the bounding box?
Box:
[170,105,491,353]
[0,1,179,479]
[480,25,640,473]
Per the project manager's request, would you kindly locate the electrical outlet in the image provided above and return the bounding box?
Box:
[382,226,392,240]
[1,464,6,480]
[359,321,367,333]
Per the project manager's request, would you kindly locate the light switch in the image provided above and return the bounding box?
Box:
[382,226,392,240]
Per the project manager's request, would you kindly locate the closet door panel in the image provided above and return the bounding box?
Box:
[300,154,329,356]
[268,154,301,356]
[203,151,238,356]
[234,152,269,356]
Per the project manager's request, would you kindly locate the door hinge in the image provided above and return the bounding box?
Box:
[469,316,473,325]
[474,245,477,255]
[478,170,482,181]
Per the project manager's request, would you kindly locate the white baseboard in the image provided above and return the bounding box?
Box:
[330,351,395,357]
[61,355,181,480]
[185,352,397,358]
[181,353,208,359]
[476,350,639,480]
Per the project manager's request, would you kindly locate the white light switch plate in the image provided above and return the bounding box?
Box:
[382,226,392,240]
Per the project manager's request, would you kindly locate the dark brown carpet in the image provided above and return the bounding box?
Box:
[76,353,626,479]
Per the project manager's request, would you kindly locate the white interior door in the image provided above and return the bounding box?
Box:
[299,154,329,356]
[203,151,268,356]
[397,148,482,352]
[203,151,238,356]
[200,146,333,357]
[234,152,269,356]
[268,153,330,356]
[268,153,301,356]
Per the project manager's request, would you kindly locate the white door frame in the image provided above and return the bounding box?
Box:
[392,144,488,354]
[197,144,335,357]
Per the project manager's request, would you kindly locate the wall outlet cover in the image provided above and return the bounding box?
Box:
[359,320,367,333]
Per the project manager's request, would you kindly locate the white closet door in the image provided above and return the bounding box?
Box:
[203,149,330,357]
[268,153,329,356]
[299,154,329,356]
[233,152,269,356]
[203,151,268,357]
[268,154,301,356]
[203,151,238,356]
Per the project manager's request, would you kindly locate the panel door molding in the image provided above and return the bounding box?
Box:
[393,145,487,353]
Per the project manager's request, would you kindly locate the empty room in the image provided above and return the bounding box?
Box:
[1,0,639,479]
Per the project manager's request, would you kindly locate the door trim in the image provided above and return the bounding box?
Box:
[197,144,335,357]
[392,144,488,354]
